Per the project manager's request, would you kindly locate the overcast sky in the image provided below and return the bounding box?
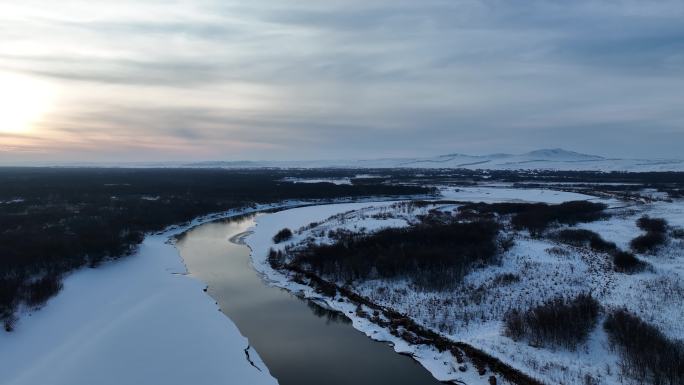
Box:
[1,0,683,163]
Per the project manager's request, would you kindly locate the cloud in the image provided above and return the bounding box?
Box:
[0,0,683,161]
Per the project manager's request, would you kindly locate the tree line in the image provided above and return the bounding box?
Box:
[458,201,609,236]
[286,217,501,290]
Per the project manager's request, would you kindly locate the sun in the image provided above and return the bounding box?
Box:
[0,72,55,134]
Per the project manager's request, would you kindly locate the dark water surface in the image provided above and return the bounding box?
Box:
[176,215,441,385]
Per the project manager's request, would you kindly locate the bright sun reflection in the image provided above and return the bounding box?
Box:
[0,72,55,134]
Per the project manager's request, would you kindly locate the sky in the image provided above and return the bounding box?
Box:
[0,0,683,164]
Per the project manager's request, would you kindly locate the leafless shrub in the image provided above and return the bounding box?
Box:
[604,309,684,385]
[504,293,600,350]
[492,273,520,286]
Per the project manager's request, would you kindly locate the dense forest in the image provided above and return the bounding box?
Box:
[0,168,432,330]
[458,201,609,235]
[284,218,501,290]
[279,200,611,292]
[311,168,684,186]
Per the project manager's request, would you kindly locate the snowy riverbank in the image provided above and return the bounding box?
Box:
[243,187,635,385]
[0,194,432,385]
[0,186,629,385]
[0,204,290,385]
[245,187,684,385]
[246,201,501,384]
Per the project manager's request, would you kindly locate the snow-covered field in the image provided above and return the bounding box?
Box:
[244,202,495,384]
[0,205,289,385]
[281,177,353,185]
[438,186,601,204]
[2,184,680,385]
[247,187,684,385]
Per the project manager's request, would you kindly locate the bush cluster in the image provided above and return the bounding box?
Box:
[555,229,617,253]
[637,216,668,233]
[604,309,684,385]
[503,293,600,350]
[554,228,648,273]
[612,251,647,273]
[631,216,668,253]
[630,232,667,253]
[272,228,293,243]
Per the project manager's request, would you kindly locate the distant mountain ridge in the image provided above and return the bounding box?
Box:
[429,148,603,161]
[181,148,684,172]
[524,148,605,161]
[395,148,605,167]
[38,149,678,171]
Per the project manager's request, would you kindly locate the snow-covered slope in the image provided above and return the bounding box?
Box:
[245,191,684,385]
[182,149,684,172]
[0,208,279,385]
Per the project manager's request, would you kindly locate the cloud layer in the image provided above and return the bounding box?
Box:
[1,0,683,162]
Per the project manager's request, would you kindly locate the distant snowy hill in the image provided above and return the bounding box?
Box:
[183,148,684,172]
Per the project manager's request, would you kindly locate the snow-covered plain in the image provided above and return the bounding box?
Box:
[439,186,600,204]
[281,177,353,185]
[0,205,289,385]
[247,187,684,385]
[244,202,495,384]
[2,184,680,385]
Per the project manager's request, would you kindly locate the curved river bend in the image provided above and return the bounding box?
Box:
[176,214,442,385]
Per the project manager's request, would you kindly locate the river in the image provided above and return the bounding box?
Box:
[176,213,442,385]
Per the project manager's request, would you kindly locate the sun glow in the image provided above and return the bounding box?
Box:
[0,72,55,134]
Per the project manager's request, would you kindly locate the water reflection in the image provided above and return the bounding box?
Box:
[177,215,441,385]
[305,301,352,325]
